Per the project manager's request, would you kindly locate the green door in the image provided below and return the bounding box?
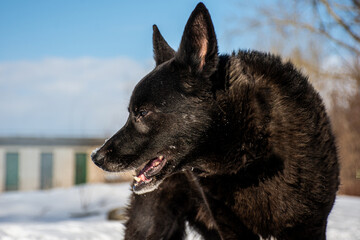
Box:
[5,153,19,191]
[75,153,87,185]
[40,153,53,189]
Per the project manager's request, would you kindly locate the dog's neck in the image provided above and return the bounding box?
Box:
[192,54,273,176]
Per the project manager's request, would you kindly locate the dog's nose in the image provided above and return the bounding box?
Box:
[91,149,105,166]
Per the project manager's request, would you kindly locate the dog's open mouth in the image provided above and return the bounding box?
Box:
[133,156,167,191]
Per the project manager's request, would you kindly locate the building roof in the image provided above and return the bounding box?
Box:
[0,137,106,146]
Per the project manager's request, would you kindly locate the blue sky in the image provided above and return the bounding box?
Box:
[0,0,254,62]
[1,0,261,137]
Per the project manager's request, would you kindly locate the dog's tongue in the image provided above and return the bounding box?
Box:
[134,173,150,183]
[134,156,165,185]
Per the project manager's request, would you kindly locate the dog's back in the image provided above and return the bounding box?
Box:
[202,50,340,238]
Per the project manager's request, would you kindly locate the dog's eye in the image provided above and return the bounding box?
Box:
[139,110,148,117]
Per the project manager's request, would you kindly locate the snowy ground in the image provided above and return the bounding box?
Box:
[0,183,359,240]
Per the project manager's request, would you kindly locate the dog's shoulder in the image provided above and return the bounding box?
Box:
[216,50,324,112]
[221,51,306,90]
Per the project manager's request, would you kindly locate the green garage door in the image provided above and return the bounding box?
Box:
[5,153,19,191]
[40,153,53,189]
[75,153,87,185]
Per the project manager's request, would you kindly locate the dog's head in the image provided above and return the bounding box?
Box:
[92,3,219,194]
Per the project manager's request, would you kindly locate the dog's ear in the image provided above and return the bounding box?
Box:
[176,3,218,77]
[153,25,175,66]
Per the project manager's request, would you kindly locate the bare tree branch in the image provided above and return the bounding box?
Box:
[319,0,360,43]
[272,18,360,55]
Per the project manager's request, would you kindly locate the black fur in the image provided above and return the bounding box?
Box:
[92,3,339,239]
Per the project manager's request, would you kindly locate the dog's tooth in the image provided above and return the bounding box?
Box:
[159,156,164,160]
[134,176,141,182]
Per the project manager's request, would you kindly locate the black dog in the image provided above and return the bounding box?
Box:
[92,3,339,239]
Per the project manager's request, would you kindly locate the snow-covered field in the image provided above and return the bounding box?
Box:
[0,183,359,240]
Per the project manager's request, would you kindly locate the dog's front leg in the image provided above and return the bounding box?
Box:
[124,173,191,240]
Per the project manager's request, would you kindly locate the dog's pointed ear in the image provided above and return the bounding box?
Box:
[176,3,218,77]
[153,25,175,66]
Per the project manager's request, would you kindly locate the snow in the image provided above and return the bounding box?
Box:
[0,183,358,240]
[327,195,360,240]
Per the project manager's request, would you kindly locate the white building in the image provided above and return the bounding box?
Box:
[0,137,108,192]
